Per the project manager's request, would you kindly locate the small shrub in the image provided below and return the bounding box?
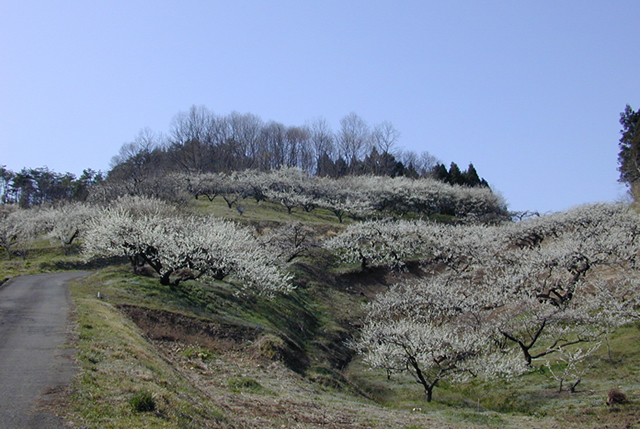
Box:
[227,377,264,393]
[129,390,156,413]
[251,334,287,361]
[607,389,629,406]
[479,390,540,415]
[182,346,213,361]
[134,265,157,277]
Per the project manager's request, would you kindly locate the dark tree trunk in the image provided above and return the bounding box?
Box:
[425,385,434,402]
[570,378,581,393]
[407,355,438,402]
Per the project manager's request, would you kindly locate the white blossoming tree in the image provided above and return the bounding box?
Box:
[354,278,525,402]
[82,198,293,295]
[486,204,640,365]
[41,202,98,247]
[324,219,434,270]
[0,205,52,258]
[0,205,28,257]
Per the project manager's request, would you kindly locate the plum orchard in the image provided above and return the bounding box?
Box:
[82,196,293,295]
[4,189,639,402]
[339,203,640,401]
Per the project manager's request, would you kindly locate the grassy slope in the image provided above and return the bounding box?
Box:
[2,197,639,428]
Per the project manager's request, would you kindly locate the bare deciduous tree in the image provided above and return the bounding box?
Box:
[371,121,401,154]
[337,112,371,164]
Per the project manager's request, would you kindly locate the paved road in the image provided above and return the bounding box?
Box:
[0,271,90,428]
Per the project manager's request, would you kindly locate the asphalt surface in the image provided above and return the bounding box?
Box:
[0,271,90,428]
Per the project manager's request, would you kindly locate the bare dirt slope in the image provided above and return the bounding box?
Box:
[0,271,89,428]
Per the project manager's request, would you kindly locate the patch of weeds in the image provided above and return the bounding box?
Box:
[307,371,345,390]
[227,377,273,395]
[181,345,214,361]
[79,349,103,365]
[251,334,287,360]
[453,410,506,426]
[480,390,542,415]
[129,390,156,412]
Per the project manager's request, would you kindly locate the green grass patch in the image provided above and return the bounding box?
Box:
[129,390,156,413]
[227,377,273,394]
[345,322,640,423]
[180,345,214,361]
[189,196,347,225]
[67,273,229,428]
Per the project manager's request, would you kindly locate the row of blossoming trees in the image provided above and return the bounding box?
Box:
[0,196,293,295]
[2,173,639,402]
[170,168,507,221]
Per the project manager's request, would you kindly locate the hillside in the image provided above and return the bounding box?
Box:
[1,176,640,428]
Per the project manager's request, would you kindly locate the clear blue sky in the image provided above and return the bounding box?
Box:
[1,1,638,213]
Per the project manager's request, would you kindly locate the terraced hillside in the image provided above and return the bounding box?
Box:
[1,188,640,428]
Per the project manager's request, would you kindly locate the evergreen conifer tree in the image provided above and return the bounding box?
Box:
[447,162,464,186]
[618,105,640,186]
[463,163,482,187]
[432,163,449,182]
